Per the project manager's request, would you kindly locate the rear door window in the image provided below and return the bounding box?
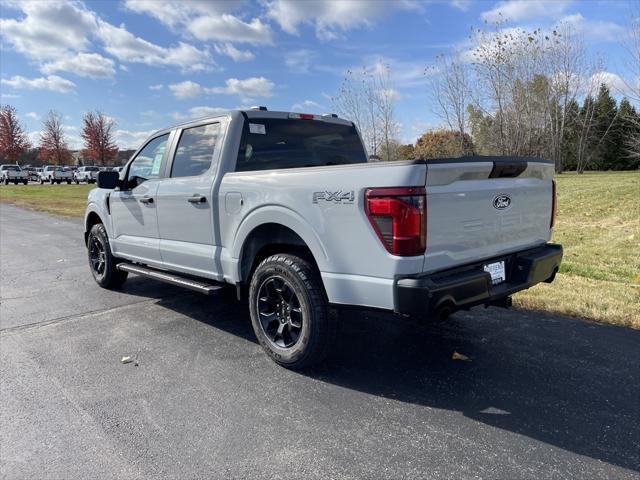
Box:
[235,118,367,172]
[171,123,221,178]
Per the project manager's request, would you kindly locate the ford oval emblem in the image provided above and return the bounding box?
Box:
[493,194,511,210]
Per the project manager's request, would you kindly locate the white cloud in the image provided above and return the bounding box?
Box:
[149,84,164,91]
[0,1,214,76]
[1,75,76,93]
[41,52,115,79]
[215,43,255,62]
[188,15,272,44]
[589,71,630,96]
[0,1,97,61]
[124,0,241,29]
[125,0,272,44]
[291,99,324,112]
[169,80,204,99]
[481,0,573,23]
[96,21,210,71]
[113,129,155,149]
[559,13,625,42]
[26,112,40,120]
[285,49,317,73]
[266,0,418,40]
[169,77,275,101]
[214,77,274,99]
[450,0,471,11]
[172,106,229,121]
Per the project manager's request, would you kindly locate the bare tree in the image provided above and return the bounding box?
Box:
[622,8,640,160]
[543,23,588,171]
[372,63,400,160]
[428,54,470,155]
[39,110,71,165]
[332,63,400,160]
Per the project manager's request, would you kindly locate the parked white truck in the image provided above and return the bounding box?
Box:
[74,166,100,184]
[84,109,562,368]
[0,164,29,185]
[40,166,73,184]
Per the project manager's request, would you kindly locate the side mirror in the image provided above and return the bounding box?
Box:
[97,170,120,189]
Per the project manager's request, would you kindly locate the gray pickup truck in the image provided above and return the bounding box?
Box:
[84,108,562,368]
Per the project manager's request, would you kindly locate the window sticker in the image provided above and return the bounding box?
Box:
[151,153,163,175]
[249,123,266,135]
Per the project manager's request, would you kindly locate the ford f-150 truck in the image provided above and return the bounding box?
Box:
[1,164,29,184]
[40,166,73,184]
[84,108,562,368]
[74,166,100,184]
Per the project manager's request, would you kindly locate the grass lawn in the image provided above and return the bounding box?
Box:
[0,183,94,217]
[514,171,639,329]
[1,172,638,328]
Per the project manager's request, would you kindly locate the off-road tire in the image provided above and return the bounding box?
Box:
[87,223,128,289]
[249,253,333,369]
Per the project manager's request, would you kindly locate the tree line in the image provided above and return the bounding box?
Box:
[332,16,639,172]
[0,106,119,166]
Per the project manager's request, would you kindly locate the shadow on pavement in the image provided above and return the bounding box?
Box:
[153,283,639,473]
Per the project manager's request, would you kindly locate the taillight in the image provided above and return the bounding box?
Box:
[551,179,557,228]
[365,187,426,256]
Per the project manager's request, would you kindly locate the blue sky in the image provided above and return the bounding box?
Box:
[0,0,636,150]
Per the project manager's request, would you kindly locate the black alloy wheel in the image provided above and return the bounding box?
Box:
[256,275,304,348]
[88,234,106,279]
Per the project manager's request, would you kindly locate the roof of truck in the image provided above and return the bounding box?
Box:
[158,109,351,136]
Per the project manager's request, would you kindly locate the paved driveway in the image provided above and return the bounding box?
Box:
[1,204,638,479]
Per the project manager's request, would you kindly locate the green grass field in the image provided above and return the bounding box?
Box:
[514,171,639,328]
[1,172,638,327]
[0,183,93,217]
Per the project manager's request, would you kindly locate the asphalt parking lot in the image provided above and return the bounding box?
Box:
[1,203,639,479]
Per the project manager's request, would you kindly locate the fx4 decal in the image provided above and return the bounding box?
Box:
[312,190,355,204]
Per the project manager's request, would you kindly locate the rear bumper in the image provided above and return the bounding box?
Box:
[394,243,562,316]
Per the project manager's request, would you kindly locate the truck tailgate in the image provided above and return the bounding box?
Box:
[423,158,554,273]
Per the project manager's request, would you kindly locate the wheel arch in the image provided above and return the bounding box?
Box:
[84,210,104,245]
[238,222,324,285]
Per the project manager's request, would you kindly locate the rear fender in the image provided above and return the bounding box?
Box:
[230,205,329,282]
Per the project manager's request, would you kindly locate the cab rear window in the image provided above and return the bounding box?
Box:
[235,118,367,172]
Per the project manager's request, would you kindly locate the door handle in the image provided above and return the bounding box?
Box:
[188,194,206,204]
[139,196,154,204]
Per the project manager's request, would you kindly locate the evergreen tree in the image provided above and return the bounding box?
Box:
[591,84,618,170]
[616,98,640,169]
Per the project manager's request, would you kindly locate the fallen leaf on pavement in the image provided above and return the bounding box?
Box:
[452,351,471,362]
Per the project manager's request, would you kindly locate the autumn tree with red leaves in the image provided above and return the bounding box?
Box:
[0,105,31,162]
[81,110,118,165]
[39,110,71,165]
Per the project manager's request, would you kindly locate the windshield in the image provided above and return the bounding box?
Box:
[235,118,367,172]
[1,165,20,171]
[85,167,99,171]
